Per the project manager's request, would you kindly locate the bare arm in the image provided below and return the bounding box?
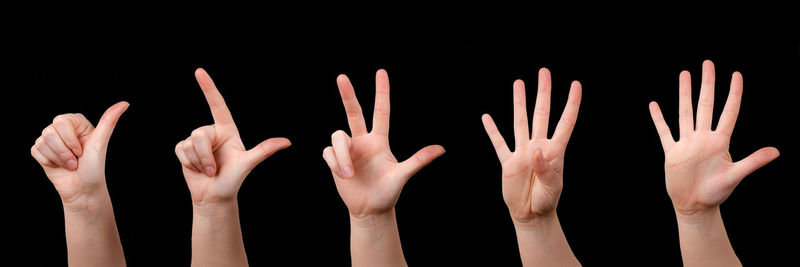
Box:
[482,68,582,266]
[321,70,444,266]
[648,60,779,266]
[349,210,406,267]
[31,102,130,266]
[175,69,290,267]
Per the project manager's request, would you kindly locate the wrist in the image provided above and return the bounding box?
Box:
[193,200,239,218]
[675,206,722,226]
[349,209,397,229]
[512,212,559,233]
[61,187,112,214]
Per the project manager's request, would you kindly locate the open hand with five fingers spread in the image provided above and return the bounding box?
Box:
[649,60,779,267]
[175,69,291,267]
[30,102,130,267]
[322,69,445,267]
[482,68,582,266]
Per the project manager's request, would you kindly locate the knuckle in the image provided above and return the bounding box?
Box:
[42,126,55,137]
[182,140,194,152]
[53,114,68,124]
[190,128,206,137]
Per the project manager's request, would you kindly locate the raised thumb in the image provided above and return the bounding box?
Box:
[90,101,130,148]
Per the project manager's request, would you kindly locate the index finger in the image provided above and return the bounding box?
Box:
[337,74,368,136]
[195,68,236,126]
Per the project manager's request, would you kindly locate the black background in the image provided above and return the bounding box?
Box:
[7,23,799,266]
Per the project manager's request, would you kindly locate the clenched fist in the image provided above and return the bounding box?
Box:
[30,102,129,211]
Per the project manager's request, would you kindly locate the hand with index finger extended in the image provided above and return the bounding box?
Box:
[322,69,445,218]
[175,68,291,206]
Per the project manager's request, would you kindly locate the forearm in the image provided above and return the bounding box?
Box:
[676,207,740,267]
[191,201,248,267]
[349,209,407,267]
[62,189,126,267]
[513,214,580,267]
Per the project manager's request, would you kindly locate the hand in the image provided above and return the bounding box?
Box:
[482,68,582,224]
[175,68,291,208]
[30,102,129,210]
[322,69,445,218]
[649,60,779,218]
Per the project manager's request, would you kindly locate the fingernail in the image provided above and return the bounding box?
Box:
[205,166,216,176]
[66,159,77,170]
[342,167,354,178]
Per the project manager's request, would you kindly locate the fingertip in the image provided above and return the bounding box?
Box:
[341,166,354,178]
[204,166,216,177]
[571,80,582,88]
[539,67,551,75]
[376,68,388,75]
[513,79,525,87]
[195,68,207,77]
[337,74,349,82]
[66,159,78,170]
[680,70,690,78]
[766,147,780,158]
[281,138,292,148]
[703,59,714,66]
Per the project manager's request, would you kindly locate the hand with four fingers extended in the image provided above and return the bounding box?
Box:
[322,69,445,219]
[30,102,130,210]
[482,68,582,225]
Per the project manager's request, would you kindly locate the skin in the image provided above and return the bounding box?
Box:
[482,68,582,266]
[30,101,130,267]
[321,69,445,267]
[175,68,291,267]
[649,60,779,267]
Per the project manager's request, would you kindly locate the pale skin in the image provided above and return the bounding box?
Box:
[482,68,582,266]
[649,60,779,267]
[322,69,445,267]
[30,101,130,267]
[174,68,291,267]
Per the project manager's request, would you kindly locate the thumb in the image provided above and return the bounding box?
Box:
[532,149,561,187]
[90,101,130,148]
[243,137,291,169]
[398,145,445,181]
[728,147,779,186]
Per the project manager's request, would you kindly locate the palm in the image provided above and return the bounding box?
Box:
[323,70,444,218]
[176,69,291,206]
[482,69,583,223]
[332,134,404,216]
[501,140,565,219]
[181,134,248,204]
[649,60,779,216]
[665,132,738,213]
